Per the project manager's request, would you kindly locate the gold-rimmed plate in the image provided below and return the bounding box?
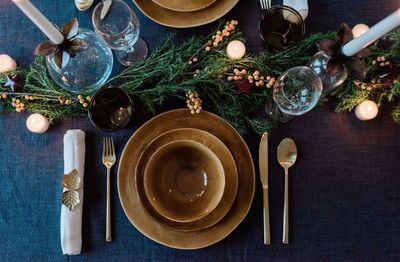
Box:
[132,0,239,28]
[137,128,238,232]
[152,0,217,12]
[118,109,255,249]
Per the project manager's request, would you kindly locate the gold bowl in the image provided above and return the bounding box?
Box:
[144,139,225,223]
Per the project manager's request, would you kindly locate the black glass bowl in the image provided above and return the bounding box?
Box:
[259,5,305,50]
[88,87,133,131]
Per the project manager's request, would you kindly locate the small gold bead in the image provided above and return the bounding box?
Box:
[227,76,233,81]
[195,108,201,114]
[24,95,29,100]
[12,97,16,102]
[254,75,260,81]
[77,95,83,100]
[195,69,200,74]
[372,60,377,65]
[255,82,260,87]
[86,96,91,102]
[16,99,20,104]
[260,76,265,80]
[190,110,195,115]
[79,99,84,104]
[241,69,247,75]
[381,56,386,62]
[193,57,198,62]
[380,62,385,67]
[233,68,239,74]
[385,61,390,65]
[234,76,240,81]
[260,81,265,86]
[1,93,7,99]
[29,96,34,100]
[253,71,260,76]
[188,61,193,65]
[205,46,211,51]
[16,108,21,112]
[82,103,88,108]
[65,99,72,105]
[377,57,382,62]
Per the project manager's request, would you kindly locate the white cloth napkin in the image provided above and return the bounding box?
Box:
[284,0,309,20]
[61,129,86,255]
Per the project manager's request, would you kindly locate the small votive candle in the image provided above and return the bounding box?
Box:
[355,100,378,121]
[26,113,50,133]
[226,40,246,60]
[352,24,369,38]
[0,54,17,73]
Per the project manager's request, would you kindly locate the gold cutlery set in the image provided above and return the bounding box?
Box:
[259,133,297,245]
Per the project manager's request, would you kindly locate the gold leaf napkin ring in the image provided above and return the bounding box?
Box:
[61,169,81,211]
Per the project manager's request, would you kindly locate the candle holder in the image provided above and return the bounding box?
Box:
[307,51,348,95]
[46,28,113,93]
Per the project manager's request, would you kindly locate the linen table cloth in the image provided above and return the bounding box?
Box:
[0,0,399,261]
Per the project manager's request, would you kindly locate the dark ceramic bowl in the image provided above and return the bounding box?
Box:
[88,87,133,131]
[259,5,305,50]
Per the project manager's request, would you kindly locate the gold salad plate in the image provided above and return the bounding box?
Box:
[137,128,238,232]
[132,0,239,28]
[152,0,217,12]
[118,109,255,249]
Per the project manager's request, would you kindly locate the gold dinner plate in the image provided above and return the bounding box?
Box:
[118,109,255,249]
[137,128,238,232]
[152,0,217,12]
[132,0,239,28]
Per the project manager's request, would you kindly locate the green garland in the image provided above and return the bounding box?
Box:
[1,21,400,134]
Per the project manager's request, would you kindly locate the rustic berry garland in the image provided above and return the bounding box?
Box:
[1,21,400,134]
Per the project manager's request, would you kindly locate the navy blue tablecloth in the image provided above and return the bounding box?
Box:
[1,0,400,261]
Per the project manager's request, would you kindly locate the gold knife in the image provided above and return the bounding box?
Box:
[259,132,271,245]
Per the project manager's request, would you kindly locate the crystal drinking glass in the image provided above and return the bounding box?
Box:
[92,0,148,66]
[267,66,323,122]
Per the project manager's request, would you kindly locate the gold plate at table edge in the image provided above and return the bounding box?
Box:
[118,109,255,249]
[132,0,239,28]
[152,0,217,12]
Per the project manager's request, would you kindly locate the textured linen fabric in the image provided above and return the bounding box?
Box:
[1,0,400,261]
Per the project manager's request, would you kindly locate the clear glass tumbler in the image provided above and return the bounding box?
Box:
[92,0,148,66]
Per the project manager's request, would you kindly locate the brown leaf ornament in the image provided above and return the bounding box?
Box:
[317,23,369,80]
[35,18,87,69]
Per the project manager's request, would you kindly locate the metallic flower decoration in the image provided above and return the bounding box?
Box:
[317,23,370,79]
[4,74,23,92]
[61,169,81,211]
[34,18,87,69]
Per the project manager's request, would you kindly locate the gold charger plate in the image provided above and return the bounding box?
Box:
[118,109,255,249]
[137,128,238,232]
[152,0,217,12]
[132,0,239,28]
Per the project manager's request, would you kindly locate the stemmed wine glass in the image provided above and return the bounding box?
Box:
[266,66,323,122]
[92,0,148,66]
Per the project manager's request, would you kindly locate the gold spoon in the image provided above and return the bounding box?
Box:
[277,138,297,244]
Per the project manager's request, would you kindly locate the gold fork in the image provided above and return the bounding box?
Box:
[102,137,116,242]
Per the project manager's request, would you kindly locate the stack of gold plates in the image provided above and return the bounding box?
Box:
[132,0,239,28]
[118,109,255,249]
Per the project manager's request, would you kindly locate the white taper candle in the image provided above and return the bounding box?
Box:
[11,0,64,45]
[342,9,400,57]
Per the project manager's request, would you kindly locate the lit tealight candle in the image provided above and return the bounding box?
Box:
[226,40,246,60]
[355,100,378,121]
[26,113,50,133]
[0,54,17,73]
[352,24,369,38]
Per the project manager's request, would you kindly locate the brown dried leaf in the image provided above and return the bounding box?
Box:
[344,58,366,79]
[354,48,370,58]
[68,39,87,56]
[54,49,63,68]
[62,190,80,211]
[34,40,56,56]
[317,39,337,56]
[337,23,353,44]
[327,59,345,76]
[63,18,79,40]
